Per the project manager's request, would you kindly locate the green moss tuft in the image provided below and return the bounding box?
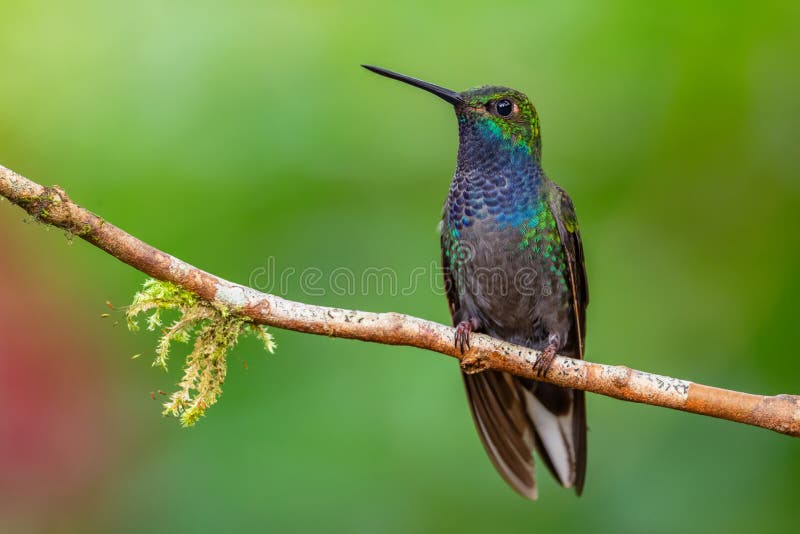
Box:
[127,278,276,427]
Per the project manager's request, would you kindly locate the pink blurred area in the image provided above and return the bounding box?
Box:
[0,229,119,530]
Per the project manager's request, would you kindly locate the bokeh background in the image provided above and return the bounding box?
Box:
[1,1,799,532]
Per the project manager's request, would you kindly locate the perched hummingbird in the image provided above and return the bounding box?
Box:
[364,65,588,499]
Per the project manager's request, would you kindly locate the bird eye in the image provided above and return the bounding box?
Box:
[495,99,513,117]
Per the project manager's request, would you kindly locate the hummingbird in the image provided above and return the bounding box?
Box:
[364,65,588,500]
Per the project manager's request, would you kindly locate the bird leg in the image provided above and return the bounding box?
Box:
[454,317,480,354]
[532,333,561,378]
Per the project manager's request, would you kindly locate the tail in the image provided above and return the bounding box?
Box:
[463,371,586,499]
[523,380,586,495]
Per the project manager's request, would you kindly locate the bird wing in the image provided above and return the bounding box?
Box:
[549,186,589,356]
[546,185,589,494]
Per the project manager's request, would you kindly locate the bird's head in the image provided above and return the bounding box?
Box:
[363,65,541,158]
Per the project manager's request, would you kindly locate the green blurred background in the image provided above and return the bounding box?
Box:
[1,1,799,532]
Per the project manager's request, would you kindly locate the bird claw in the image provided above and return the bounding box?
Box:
[454,320,474,354]
[532,344,557,378]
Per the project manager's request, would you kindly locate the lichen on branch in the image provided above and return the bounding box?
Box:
[126,278,276,426]
[2,164,799,437]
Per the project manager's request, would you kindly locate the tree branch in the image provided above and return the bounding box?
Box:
[2,163,798,437]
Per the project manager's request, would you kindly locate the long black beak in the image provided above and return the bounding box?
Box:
[362,65,464,106]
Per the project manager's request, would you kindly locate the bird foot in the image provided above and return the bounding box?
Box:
[532,339,559,378]
[454,318,478,354]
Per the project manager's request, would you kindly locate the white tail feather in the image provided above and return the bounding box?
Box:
[524,391,576,488]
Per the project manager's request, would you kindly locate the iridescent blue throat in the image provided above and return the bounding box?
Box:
[446,116,544,232]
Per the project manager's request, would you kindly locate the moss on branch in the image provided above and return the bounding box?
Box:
[127,278,276,426]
